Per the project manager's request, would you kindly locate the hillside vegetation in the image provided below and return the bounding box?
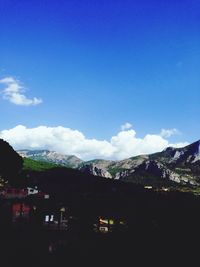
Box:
[23,158,61,171]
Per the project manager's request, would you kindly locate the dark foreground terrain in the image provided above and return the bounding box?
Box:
[1,139,200,266]
[1,185,200,267]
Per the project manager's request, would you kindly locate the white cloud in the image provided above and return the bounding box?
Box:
[121,122,132,131]
[0,125,188,161]
[0,76,42,106]
[160,128,180,138]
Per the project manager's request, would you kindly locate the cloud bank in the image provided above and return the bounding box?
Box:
[0,77,42,106]
[0,125,188,161]
[160,128,180,138]
[121,122,133,131]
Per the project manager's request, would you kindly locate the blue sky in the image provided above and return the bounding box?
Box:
[0,0,200,159]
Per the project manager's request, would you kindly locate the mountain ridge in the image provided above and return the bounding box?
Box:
[18,149,83,168]
[17,140,200,186]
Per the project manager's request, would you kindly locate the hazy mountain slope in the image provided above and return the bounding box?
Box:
[18,149,83,168]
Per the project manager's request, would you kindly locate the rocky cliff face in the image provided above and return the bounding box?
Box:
[80,140,200,186]
[79,164,112,178]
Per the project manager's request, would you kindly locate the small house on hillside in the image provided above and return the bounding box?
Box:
[27,187,39,195]
[43,206,69,230]
[94,216,128,233]
[0,188,28,199]
[12,203,30,223]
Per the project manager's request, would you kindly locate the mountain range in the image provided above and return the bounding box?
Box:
[18,150,83,168]
[17,140,200,186]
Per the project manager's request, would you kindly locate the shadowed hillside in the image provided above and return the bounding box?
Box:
[0,139,23,185]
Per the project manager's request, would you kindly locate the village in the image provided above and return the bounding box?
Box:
[0,174,200,266]
[0,185,128,243]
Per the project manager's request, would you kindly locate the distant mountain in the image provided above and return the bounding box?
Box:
[17,149,83,168]
[79,140,200,186]
[18,140,200,186]
[79,159,114,178]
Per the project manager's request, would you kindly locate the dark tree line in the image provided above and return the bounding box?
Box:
[0,139,23,185]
